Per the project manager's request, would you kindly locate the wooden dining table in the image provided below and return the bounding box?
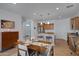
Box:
[16,40,54,56]
[27,40,54,55]
[27,44,47,53]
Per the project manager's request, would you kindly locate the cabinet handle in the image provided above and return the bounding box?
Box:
[72,24,73,29]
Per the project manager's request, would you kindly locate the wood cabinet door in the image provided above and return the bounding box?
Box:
[68,37,76,51]
[74,18,79,29]
[2,32,19,50]
[44,24,54,29]
[71,17,79,30]
[71,19,74,29]
[76,48,79,55]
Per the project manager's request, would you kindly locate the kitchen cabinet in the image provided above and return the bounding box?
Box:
[67,33,76,52]
[37,23,45,33]
[1,32,19,51]
[37,23,54,33]
[67,33,79,55]
[76,48,79,55]
[75,37,79,55]
[44,24,54,30]
[71,17,79,30]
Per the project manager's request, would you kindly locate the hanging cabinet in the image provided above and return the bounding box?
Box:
[71,16,79,30]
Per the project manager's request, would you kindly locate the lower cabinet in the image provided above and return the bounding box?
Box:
[67,36,76,52]
[76,48,79,55]
[67,33,79,55]
[1,32,19,51]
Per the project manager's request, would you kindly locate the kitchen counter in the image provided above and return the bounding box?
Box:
[67,33,79,51]
[38,33,55,42]
[68,33,79,37]
[39,32,55,34]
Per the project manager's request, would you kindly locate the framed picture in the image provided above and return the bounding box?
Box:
[1,20,15,29]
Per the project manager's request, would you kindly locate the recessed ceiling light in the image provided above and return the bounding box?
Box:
[33,13,36,15]
[56,8,59,10]
[26,24,30,26]
[12,3,16,4]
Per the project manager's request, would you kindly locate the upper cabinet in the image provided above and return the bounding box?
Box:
[37,23,54,33]
[44,23,54,30]
[71,17,79,30]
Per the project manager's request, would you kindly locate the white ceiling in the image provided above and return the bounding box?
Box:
[0,3,79,20]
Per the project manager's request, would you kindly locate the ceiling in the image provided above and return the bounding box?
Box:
[0,3,79,20]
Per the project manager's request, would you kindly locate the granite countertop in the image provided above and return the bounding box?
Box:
[68,33,79,37]
[39,32,55,35]
[69,35,78,37]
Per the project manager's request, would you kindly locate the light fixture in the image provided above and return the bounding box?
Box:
[12,3,16,4]
[33,13,36,15]
[26,24,30,26]
[56,8,59,10]
[40,22,43,25]
[47,22,50,24]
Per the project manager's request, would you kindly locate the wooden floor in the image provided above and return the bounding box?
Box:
[0,39,76,56]
[54,39,76,56]
[0,48,17,56]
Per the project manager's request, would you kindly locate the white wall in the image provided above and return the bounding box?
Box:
[0,9,22,51]
[31,20,38,40]
[55,19,71,40]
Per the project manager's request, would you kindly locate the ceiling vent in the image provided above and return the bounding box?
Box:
[66,4,74,8]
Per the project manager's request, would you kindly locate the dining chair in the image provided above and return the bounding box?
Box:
[46,45,53,56]
[18,44,29,56]
[39,45,53,56]
[17,43,38,56]
[37,36,44,41]
[46,36,53,42]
